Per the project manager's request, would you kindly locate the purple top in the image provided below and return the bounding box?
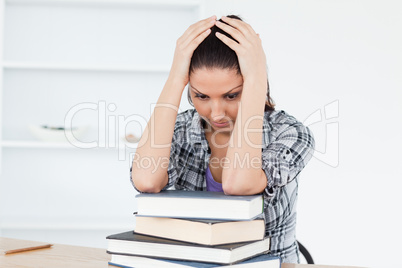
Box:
[205,166,223,192]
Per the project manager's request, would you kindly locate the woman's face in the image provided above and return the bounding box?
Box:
[189,68,243,133]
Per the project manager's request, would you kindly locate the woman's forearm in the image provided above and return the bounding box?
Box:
[131,78,184,193]
[222,79,268,195]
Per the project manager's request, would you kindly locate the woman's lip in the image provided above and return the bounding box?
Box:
[211,121,230,127]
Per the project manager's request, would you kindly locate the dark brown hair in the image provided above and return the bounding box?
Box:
[187,15,275,111]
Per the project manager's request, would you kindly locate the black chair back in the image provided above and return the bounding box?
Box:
[297,240,314,264]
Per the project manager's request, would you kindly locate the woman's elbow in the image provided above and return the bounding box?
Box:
[221,174,248,195]
[131,171,166,193]
[222,184,244,196]
[222,171,266,196]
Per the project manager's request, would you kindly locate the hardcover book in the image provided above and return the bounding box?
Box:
[135,190,263,220]
[106,231,270,265]
[108,253,281,268]
[134,215,265,246]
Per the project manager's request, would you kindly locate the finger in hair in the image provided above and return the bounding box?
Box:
[220,16,256,36]
[188,28,212,52]
[215,32,240,52]
[215,20,244,44]
[181,18,215,48]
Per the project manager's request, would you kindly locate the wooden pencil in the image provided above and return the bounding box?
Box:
[4,244,53,254]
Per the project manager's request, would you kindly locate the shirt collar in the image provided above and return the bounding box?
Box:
[189,111,210,151]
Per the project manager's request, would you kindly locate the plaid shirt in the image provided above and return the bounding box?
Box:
[132,109,314,263]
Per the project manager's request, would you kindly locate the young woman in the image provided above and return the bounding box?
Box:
[131,15,315,263]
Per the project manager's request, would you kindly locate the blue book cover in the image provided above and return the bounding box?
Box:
[108,253,281,268]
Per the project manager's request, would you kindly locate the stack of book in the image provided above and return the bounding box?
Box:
[106,190,281,267]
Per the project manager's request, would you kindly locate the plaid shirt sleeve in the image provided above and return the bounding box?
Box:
[261,110,315,196]
[163,119,182,190]
[164,110,201,191]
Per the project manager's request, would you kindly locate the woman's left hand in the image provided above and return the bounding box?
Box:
[214,16,267,85]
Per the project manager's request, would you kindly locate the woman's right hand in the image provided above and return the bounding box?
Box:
[168,15,216,89]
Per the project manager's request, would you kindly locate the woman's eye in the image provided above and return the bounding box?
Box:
[226,93,239,100]
[195,94,208,100]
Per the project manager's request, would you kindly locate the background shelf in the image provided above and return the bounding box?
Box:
[6,0,202,9]
[1,140,139,149]
[2,61,171,73]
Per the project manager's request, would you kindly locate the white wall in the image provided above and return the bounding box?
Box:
[203,1,402,268]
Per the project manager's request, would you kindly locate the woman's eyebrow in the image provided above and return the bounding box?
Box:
[190,84,243,95]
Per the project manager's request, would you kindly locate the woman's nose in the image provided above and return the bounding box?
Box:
[210,101,225,120]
